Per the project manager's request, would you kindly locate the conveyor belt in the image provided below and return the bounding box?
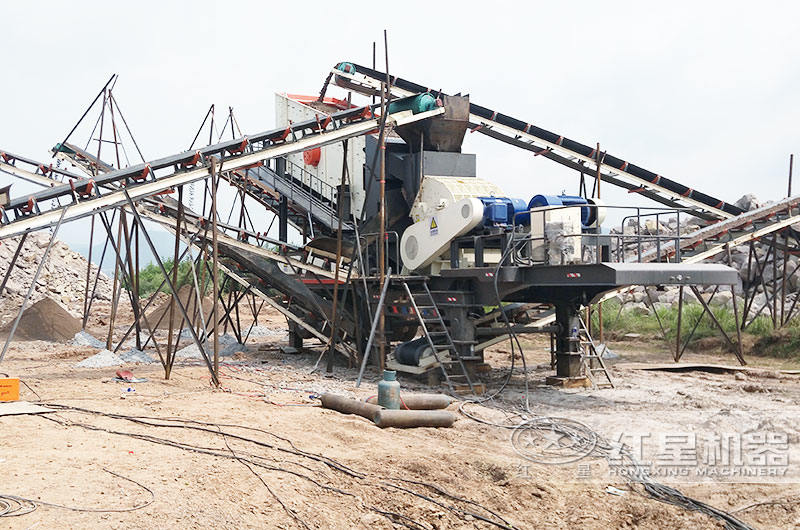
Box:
[0,100,444,239]
[332,63,742,220]
[1,145,357,347]
[55,139,347,236]
[53,142,115,175]
[639,196,800,264]
[229,162,350,234]
[142,208,345,281]
[0,149,85,188]
[3,97,429,214]
[141,207,356,359]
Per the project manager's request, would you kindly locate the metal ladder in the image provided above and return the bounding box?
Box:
[578,315,614,389]
[403,279,476,395]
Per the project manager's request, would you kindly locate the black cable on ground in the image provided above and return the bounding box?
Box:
[392,478,511,526]
[0,496,36,517]
[459,380,754,530]
[40,404,513,528]
[732,495,800,514]
[0,468,153,517]
[381,482,513,530]
[39,415,351,498]
[20,379,41,401]
[367,506,430,530]
[219,427,312,530]
[44,404,363,479]
[462,236,753,530]
[0,372,42,401]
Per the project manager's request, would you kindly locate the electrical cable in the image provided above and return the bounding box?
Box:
[461,231,754,529]
[39,415,353,499]
[454,234,531,404]
[367,506,430,530]
[20,379,41,401]
[219,427,312,530]
[0,468,154,517]
[732,495,800,514]
[391,477,514,528]
[40,404,512,528]
[0,496,36,517]
[43,404,364,479]
[381,482,513,530]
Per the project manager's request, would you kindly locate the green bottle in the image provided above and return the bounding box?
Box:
[377,370,401,410]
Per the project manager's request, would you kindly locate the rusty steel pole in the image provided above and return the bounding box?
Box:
[595,142,601,201]
[106,212,126,350]
[772,234,778,328]
[82,216,95,329]
[165,186,184,379]
[378,82,387,372]
[326,142,349,372]
[372,41,376,106]
[210,158,220,385]
[377,30,391,372]
[675,286,684,362]
[108,93,143,349]
[595,143,604,345]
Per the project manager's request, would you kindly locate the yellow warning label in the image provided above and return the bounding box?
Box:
[430,217,438,236]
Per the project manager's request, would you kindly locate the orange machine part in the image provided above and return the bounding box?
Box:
[303,147,321,167]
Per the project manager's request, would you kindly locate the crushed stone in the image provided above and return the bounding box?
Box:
[72,330,105,349]
[76,349,125,368]
[175,333,247,359]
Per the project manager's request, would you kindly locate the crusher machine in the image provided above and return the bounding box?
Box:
[270,63,739,390]
[0,63,740,391]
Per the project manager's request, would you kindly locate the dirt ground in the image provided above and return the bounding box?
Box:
[1,306,799,529]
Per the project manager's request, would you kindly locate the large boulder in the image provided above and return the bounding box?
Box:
[734,194,761,212]
[627,302,651,316]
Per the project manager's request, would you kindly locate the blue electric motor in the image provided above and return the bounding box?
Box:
[528,194,595,227]
[529,194,564,209]
[478,197,531,226]
[479,197,510,226]
[510,198,530,225]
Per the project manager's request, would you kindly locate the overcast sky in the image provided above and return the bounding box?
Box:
[1,1,798,253]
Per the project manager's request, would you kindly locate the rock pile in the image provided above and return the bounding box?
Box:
[144,285,213,330]
[75,346,154,368]
[174,333,247,359]
[0,297,81,341]
[0,233,113,318]
[613,194,800,319]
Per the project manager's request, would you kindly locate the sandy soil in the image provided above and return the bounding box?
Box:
[0,308,799,529]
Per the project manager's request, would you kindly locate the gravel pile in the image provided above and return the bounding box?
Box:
[120,348,154,364]
[75,346,155,368]
[72,330,105,348]
[243,325,287,338]
[175,333,247,359]
[0,233,113,318]
[1,297,81,341]
[76,349,125,368]
[144,285,213,330]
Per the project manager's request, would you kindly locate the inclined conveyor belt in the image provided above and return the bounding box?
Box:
[333,62,742,220]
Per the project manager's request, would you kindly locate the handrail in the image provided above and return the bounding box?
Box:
[508,204,695,266]
[358,231,400,276]
[284,158,337,204]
